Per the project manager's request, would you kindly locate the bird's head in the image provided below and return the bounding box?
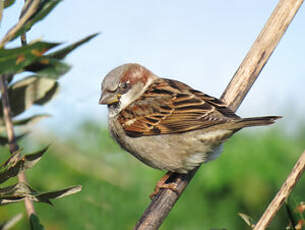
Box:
[99,63,157,116]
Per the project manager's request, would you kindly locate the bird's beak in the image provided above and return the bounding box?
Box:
[99,92,120,105]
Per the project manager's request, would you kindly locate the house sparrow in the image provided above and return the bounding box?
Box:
[99,63,280,195]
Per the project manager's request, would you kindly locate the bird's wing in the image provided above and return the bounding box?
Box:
[118,78,240,137]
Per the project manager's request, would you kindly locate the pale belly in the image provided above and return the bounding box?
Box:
[109,118,232,173]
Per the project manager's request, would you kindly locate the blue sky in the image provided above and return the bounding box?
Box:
[2,1,305,134]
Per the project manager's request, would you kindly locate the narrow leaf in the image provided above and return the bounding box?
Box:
[0,146,48,183]
[238,213,256,228]
[23,146,49,169]
[0,76,58,117]
[48,33,99,60]
[30,214,45,230]
[0,160,23,184]
[285,202,297,230]
[0,114,48,129]
[0,41,60,75]
[6,74,14,84]
[0,183,31,205]
[4,0,16,8]
[13,114,51,126]
[25,58,70,79]
[0,149,21,170]
[0,213,23,230]
[0,183,82,206]
[0,133,28,145]
[36,185,82,202]
[11,0,62,41]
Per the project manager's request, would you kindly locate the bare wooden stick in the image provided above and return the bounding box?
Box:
[221,0,304,110]
[134,0,303,229]
[254,150,305,230]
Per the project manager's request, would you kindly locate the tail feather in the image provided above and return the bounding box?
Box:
[236,116,282,128]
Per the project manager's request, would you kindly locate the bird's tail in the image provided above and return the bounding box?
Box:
[235,116,282,128]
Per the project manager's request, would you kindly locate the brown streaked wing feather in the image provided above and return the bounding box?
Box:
[118,78,240,137]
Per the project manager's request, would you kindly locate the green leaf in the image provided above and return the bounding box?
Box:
[11,0,62,42]
[0,76,59,117]
[0,183,82,206]
[0,213,23,230]
[0,133,28,145]
[0,146,48,184]
[0,41,60,75]
[13,114,51,127]
[24,146,49,169]
[285,202,297,229]
[35,185,82,203]
[4,0,16,8]
[0,183,32,205]
[238,213,256,228]
[25,58,71,79]
[30,214,45,230]
[48,33,99,60]
[21,34,98,79]
[6,74,14,85]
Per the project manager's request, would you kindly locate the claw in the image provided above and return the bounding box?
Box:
[149,172,178,199]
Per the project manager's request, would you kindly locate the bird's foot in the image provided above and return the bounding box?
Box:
[149,171,178,199]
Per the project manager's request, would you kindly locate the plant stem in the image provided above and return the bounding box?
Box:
[0,74,36,217]
[0,75,17,153]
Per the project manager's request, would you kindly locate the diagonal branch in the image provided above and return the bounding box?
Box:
[254,150,305,229]
[134,0,304,229]
[220,0,304,110]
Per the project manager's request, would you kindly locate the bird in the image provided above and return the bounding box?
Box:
[99,63,281,197]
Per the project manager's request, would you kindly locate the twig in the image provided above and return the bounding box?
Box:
[0,0,39,218]
[0,75,36,217]
[254,150,305,230]
[0,0,39,48]
[0,75,17,153]
[18,0,38,217]
[134,0,303,229]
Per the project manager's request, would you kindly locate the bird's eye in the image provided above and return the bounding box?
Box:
[120,81,130,90]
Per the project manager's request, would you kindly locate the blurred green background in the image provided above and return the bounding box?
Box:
[0,121,304,230]
[1,1,305,229]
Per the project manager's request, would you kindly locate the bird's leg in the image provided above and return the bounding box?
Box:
[149,171,178,199]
